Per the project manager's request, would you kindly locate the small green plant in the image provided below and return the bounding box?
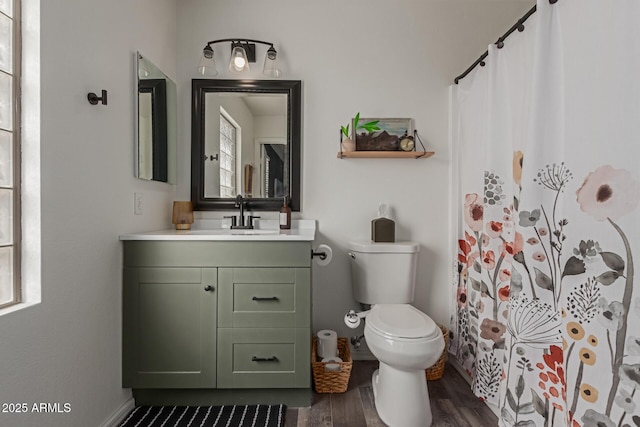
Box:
[341,124,350,139]
[341,112,380,139]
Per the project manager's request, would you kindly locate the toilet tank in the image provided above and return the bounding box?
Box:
[348,241,419,304]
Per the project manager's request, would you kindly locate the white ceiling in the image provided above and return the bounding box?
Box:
[242,94,287,116]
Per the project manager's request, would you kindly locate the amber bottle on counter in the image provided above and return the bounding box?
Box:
[279,196,291,230]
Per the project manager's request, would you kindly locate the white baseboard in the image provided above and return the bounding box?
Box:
[101,397,135,427]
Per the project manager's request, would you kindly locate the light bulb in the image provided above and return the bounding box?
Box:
[233,56,246,69]
[229,45,250,72]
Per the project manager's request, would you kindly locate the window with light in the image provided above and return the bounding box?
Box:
[0,0,20,309]
[219,113,236,198]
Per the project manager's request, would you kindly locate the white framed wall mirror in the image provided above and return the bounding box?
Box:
[135,52,177,184]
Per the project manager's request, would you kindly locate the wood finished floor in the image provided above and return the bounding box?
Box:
[284,361,498,427]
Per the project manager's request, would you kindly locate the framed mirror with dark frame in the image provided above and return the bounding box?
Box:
[191,79,302,211]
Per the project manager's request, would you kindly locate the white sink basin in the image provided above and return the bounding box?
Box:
[229,229,280,235]
[187,229,280,236]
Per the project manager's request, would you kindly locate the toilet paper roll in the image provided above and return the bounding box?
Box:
[317,329,338,359]
[314,244,333,266]
[344,312,361,329]
[322,357,343,372]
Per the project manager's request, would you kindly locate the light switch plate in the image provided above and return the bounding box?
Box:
[134,193,143,215]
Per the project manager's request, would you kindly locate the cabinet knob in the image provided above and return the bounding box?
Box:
[204,285,215,292]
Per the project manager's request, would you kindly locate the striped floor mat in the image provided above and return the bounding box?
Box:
[119,404,286,427]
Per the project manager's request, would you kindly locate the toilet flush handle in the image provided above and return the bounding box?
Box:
[348,252,356,259]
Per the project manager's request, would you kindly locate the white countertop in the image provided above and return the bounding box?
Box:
[120,219,316,242]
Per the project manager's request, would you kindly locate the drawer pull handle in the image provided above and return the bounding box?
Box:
[252,356,278,362]
[204,285,215,292]
[252,296,279,301]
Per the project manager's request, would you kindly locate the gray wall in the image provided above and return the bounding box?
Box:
[0,1,534,425]
[177,0,534,358]
[0,0,177,426]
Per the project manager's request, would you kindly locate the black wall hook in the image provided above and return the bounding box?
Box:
[87,90,108,105]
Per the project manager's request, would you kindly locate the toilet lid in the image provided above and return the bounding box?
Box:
[367,304,440,340]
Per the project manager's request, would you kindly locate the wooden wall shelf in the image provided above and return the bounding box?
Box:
[337,151,435,159]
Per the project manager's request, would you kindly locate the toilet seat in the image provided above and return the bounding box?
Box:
[367,304,440,341]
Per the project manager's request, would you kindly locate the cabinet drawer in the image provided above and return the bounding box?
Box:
[233,343,295,372]
[217,328,310,389]
[234,283,294,312]
[219,268,310,328]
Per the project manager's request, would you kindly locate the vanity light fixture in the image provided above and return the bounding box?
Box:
[197,38,281,78]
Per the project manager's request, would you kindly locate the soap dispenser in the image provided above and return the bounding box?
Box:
[279,196,291,230]
[371,203,395,242]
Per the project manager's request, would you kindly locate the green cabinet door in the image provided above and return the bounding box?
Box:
[123,267,217,388]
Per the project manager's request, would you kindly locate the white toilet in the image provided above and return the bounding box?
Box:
[344,241,444,427]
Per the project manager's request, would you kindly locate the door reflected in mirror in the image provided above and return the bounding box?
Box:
[136,52,177,184]
[191,80,301,211]
[203,93,287,198]
[260,141,286,198]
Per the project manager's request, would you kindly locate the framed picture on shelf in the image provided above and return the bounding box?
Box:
[353,117,413,151]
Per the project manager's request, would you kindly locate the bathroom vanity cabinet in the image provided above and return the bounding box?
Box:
[121,238,312,405]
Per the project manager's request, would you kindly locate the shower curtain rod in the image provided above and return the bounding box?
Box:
[454,4,537,84]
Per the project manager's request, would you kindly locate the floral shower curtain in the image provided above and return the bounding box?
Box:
[451,1,640,426]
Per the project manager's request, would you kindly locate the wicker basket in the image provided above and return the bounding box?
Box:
[425,324,449,381]
[311,337,353,393]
